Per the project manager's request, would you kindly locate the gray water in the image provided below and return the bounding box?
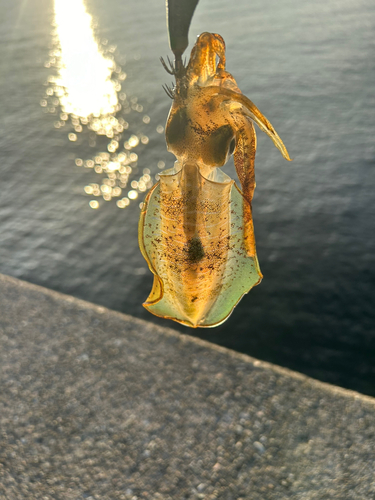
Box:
[1,0,374,395]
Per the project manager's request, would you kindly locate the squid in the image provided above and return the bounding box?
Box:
[139,32,291,328]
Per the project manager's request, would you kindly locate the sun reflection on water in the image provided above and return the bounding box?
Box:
[41,0,167,209]
[54,0,119,118]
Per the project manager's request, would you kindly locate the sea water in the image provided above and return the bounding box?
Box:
[0,0,374,395]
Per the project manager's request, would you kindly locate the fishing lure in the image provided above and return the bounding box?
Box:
[139,32,291,328]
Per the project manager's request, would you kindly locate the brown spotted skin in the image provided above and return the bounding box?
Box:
[139,32,291,328]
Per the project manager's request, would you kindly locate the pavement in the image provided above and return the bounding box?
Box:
[0,273,374,500]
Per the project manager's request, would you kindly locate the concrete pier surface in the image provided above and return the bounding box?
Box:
[0,274,374,500]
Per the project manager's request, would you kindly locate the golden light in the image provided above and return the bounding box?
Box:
[54,0,118,118]
[128,190,138,200]
[42,0,157,209]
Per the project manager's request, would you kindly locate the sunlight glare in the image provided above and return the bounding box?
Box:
[54,0,118,118]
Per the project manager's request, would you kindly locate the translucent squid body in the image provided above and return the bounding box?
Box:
[139,32,291,328]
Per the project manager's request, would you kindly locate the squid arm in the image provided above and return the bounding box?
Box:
[206,86,291,162]
[233,116,258,258]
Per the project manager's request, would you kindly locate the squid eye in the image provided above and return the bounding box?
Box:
[229,137,236,156]
[203,124,234,166]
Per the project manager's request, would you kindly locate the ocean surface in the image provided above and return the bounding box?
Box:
[0,0,374,395]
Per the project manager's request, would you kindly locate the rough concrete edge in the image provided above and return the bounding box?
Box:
[2,273,374,407]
